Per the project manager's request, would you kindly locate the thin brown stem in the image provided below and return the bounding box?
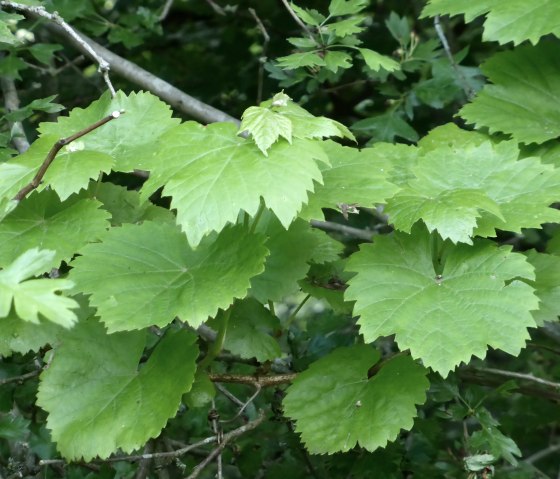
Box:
[13,111,122,202]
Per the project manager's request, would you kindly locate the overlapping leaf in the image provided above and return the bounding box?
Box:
[208,299,281,362]
[385,126,560,242]
[460,43,560,144]
[39,90,180,172]
[283,345,428,453]
[0,190,109,269]
[0,249,78,327]
[70,221,268,332]
[141,121,328,246]
[421,0,560,45]
[37,322,198,460]
[250,215,319,303]
[345,225,538,375]
[359,48,400,72]
[524,250,560,325]
[299,140,399,220]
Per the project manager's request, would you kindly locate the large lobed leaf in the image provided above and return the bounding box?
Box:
[70,221,268,332]
[524,250,560,325]
[39,90,180,172]
[460,42,560,144]
[37,321,198,460]
[345,225,538,375]
[0,190,109,270]
[422,0,560,45]
[283,345,428,453]
[299,140,399,221]
[141,122,328,246]
[385,125,560,243]
[0,249,78,328]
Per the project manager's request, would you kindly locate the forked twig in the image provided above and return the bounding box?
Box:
[0,1,116,96]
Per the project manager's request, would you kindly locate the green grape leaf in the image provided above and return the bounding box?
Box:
[37,322,198,460]
[250,215,319,303]
[184,371,216,409]
[0,163,34,200]
[300,141,399,221]
[421,0,560,46]
[358,48,400,72]
[0,190,109,269]
[0,311,63,357]
[460,43,560,144]
[141,122,327,246]
[524,250,560,325]
[39,90,180,172]
[283,345,428,453]
[307,228,344,264]
[386,127,560,241]
[240,106,292,155]
[325,17,365,37]
[91,183,174,226]
[300,260,353,314]
[276,52,326,70]
[70,222,268,332]
[0,14,19,45]
[209,299,281,362]
[0,249,78,327]
[329,0,368,16]
[324,51,353,73]
[345,225,538,375]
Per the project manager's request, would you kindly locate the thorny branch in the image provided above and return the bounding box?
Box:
[13,111,122,202]
[0,1,116,97]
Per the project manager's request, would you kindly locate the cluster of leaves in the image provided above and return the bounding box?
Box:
[0,0,560,478]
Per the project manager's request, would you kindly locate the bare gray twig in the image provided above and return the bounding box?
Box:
[279,0,315,41]
[310,219,374,241]
[159,0,174,21]
[204,0,225,16]
[209,373,296,386]
[0,1,116,96]
[0,73,30,153]
[249,8,270,103]
[0,369,40,386]
[433,15,475,99]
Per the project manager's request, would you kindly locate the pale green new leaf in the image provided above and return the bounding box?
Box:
[70,222,268,332]
[0,190,109,269]
[345,225,538,375]
[329,0,368,16]
[250,215,318,303]
[141,122,327,246]
[290,4,325,26]
[358,48,400,72]
[524,250,560,325]
[209,299,281,362]
[276,52,326,70]
[421,0,560,45]
[240,106,292,155]
[0,249,78,327]
[300,141,399,221]
[39,90,180,172]
[37,322,198,460]
[283,345,428,453]
[460,43,560,144]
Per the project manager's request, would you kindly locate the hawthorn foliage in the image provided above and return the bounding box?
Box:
[0,1,559,478]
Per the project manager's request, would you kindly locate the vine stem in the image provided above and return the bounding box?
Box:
[12,111,123,202]
[0,1,116,96]
[285,294,311,329]
[199,308,231,370]
[279,0,315,42]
